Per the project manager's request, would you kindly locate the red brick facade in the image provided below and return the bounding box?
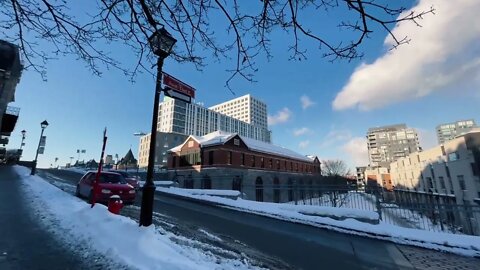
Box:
[167,135,321,174]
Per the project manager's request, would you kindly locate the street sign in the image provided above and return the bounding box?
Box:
[162,72,195,99]
[39,136,46,147]
[38,146,45,154]
[164,87,192,103]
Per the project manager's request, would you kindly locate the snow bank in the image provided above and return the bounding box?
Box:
[14,166,261,270]
[156,187,480,257]
[64,167,89,174]
[139,181,175,188]
[163,187,241,199]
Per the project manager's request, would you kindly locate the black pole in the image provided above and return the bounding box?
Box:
[31,127,45,175]
[139,57,164,226]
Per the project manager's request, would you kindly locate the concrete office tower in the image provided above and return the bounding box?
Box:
[436,119,477,144]
[367,124,421,167]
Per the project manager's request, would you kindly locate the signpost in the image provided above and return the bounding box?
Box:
[91,128,108,207]
[162,72,195,103]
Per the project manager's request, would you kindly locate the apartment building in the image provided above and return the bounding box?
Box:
[390,129,480,204]
[436,119,477,144]
[209,94,268,129]
[367,124,421,167]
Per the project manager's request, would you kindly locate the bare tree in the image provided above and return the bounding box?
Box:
[2,0,434,86]
[322,159,351,177]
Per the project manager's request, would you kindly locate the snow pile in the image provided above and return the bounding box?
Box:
[156,187,480,257]
[14,166,262,270]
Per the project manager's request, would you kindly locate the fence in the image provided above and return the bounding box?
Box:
[244,183,480,236]
[159,173,480,236]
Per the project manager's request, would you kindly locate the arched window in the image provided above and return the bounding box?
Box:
[201,175,212,189]
[273,177,280,203]
[255,177,263,202]
[287,178,294,202]
[299,179,305,202]
[184,176,194,189]
[232,176,242,192]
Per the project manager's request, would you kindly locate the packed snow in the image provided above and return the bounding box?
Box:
[156,187,480,257]
[14,166,263,270]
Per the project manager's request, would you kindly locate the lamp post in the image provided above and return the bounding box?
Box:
[20,129,26,149]
[139,27,176,227]
[31,120,49,175]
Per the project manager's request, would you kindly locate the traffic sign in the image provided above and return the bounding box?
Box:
[164,87,192,103]
[38,146,45,154]
[162,72,195,99]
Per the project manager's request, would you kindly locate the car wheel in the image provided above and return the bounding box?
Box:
[75,185,81,198]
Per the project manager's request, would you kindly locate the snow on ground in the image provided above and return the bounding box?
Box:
[156,187,480,257]
[14,166,263,270]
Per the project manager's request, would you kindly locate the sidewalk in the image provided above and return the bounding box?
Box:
[0,165,119,270]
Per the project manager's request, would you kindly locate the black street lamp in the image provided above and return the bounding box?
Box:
[31,120,49,175]
[139,27,176,227]
[20,129,26,149]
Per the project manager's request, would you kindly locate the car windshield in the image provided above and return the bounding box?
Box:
[99,173,126,184]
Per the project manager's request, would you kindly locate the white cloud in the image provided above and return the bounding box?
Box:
[299,140,310,149]
[319,129,352,148]
[300,95,315,110]
[293,127,311,136]
[333,0,480,111]
[268,108,292,125]
[341,137,369,167]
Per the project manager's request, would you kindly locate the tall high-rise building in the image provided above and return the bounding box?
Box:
[436,119,477,144]
[209,94,268,129]
[138,95,271,168]
[367,124,421,167]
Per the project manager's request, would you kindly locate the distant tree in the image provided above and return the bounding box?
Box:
[321,159,351,177]
[2,0,434,86]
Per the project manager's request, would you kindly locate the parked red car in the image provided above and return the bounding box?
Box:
[109,170,141,190]
[76,171,136,204]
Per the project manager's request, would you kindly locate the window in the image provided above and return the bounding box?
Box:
[251,155,256,167]
[172,156,177,168]
[439,176,446,189]
[458,175,466,190]
[234,138,240,146]
[241,153,245,166]
[276,160,280,170]
[261,157,265,168]
[188,140,194,148]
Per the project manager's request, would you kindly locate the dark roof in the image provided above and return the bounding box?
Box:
[119,149,137,165]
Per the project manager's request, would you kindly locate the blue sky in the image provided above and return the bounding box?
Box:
[7,0,480,169]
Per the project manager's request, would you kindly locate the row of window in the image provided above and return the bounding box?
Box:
[210,150,320,173]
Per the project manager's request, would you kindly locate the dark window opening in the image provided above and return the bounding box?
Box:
[255,177,263,202]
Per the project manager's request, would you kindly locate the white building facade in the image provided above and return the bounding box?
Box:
[209,94,268,129]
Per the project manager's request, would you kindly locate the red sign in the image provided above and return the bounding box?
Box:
[162,72,196,99]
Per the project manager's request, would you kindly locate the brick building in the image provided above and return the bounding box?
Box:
[166,131,321,202]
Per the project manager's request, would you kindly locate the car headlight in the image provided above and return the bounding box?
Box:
[101,189,111,194]
[128,190,135,194]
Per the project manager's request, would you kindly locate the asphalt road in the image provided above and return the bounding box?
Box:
[40,169,415,270]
